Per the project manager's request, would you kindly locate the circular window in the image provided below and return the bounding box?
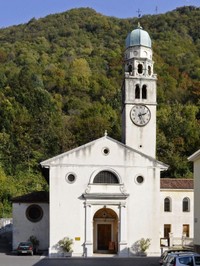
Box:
[136,175,144,184]
[26,204,43,223]
[66,173,76,183]
[102,147,110,156]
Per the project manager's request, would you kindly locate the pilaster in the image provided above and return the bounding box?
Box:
[84,203,93,257]
[118,203,128,256]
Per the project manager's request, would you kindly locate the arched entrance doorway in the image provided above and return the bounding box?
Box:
[93,208,118,254]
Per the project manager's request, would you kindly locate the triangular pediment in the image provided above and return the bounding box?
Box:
[41,135,168,170]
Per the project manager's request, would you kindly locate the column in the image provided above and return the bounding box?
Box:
[119,203,128,256]
[84,203,93,257]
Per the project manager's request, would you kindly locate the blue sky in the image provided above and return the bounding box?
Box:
[0,0,199,28]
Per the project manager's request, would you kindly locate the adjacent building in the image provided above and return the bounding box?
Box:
[160,178,194,247]
[188,150,200,253]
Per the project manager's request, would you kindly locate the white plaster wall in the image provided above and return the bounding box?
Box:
[126,167,161,256]
[160,190,194,239]
[194,158,200,245]
[49,165,87,256]
[12,203,49,250]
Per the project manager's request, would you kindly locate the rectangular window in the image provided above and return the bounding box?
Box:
[164,224,171,238]
[183,224,189,237]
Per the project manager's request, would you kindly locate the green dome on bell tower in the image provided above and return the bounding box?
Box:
[125,24,152,48]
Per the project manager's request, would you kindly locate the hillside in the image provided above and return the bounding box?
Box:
[0,6,199,216]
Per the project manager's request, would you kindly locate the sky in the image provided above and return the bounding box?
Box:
[0,0,199,28]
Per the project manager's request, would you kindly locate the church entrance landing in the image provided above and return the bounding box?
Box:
[93,208,118,254]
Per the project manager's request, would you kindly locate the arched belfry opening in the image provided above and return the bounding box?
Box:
[93,208,118,254]
[135,84,140,99]
[142,85,147,99]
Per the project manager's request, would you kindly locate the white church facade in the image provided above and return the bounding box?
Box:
[12,26,193,257]
[41,134,167,257]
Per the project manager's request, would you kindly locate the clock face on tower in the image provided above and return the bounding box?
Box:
[130,105,151,126]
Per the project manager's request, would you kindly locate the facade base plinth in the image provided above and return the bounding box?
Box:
[118,242,128,257]
[84,242,93,257]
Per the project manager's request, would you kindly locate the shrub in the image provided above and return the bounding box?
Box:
[139,238,151,253]
[58,237,73,252]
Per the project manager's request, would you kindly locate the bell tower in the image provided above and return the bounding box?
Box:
[122,25,157,158]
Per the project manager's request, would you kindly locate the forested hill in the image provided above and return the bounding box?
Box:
[0,6,200,216]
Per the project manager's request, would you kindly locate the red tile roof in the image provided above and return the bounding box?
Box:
[160,178,193,189]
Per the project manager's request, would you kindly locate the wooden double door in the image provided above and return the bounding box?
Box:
[97,224,111,250]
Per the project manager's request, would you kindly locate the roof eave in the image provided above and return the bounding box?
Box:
[188,149,200,162]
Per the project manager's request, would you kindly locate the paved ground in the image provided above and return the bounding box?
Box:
[0,254,160,266]
[40,257,159,266]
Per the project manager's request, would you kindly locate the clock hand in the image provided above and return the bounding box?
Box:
[138,112,146,117]
[138,113,145,123]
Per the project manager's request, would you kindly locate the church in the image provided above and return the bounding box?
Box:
[12,25,169,257]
